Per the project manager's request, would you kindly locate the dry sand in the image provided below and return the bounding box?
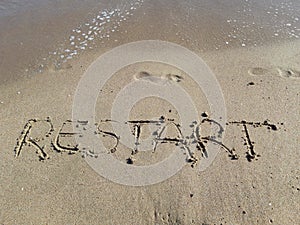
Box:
[0,1,300,224]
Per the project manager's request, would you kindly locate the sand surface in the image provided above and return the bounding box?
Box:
[0,0,299,224]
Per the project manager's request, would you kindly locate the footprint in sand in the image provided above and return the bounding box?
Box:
[249,66,300,79]
[276,68,300,79]
[134,71,183,85]
[248,67,269,76]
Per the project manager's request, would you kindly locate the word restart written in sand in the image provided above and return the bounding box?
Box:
[14,113,282,168]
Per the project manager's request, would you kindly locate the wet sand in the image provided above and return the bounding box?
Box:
[0,0,300,224]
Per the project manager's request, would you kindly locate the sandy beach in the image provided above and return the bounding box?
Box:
[0,0,299,224]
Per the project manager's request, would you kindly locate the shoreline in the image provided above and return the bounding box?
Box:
[1,0,300,85]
